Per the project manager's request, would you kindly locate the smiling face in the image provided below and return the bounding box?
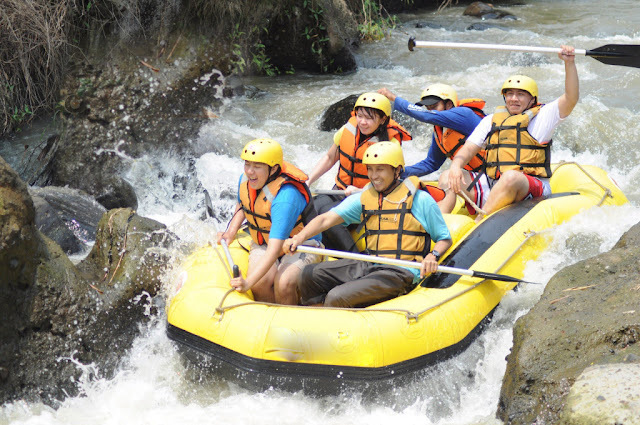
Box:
[366,163,397,193]
[355,107,385,136]
[503,88,535,115]
[244,160,274,190]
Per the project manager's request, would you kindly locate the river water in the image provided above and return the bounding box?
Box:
[3,0,640,424]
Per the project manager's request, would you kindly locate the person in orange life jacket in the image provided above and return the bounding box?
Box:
[378,84,488,214]
[284,142,452,309]
[306,92,412,253]
[216,138,323,305]
[446,45,579,222]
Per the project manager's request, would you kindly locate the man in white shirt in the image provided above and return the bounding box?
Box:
[446,45,579,220]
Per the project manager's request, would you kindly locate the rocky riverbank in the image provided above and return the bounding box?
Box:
[498,223,640,424]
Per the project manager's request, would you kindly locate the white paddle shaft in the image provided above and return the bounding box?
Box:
[412,40,586,56]
[295,245,474,277]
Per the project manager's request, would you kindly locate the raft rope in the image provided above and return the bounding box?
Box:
[458,190,487,216]
[211,164,614,322]
[211,231,537,323]
[553,161,613,206]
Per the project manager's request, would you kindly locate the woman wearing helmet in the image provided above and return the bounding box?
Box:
[378,83,488,214]
[283,142,451,309]
[217,138,323,304]
[446,45,579,221]
[307,92,412,252]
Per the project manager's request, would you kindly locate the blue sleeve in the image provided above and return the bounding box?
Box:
[329,192,363,226]
[270,184,321,242]
[402,136,447,178]
[394,97,482,134]
[412,190,451,243]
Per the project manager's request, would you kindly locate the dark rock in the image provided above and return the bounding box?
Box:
[261,0,358,74]
[498,220,640,424]
[319,94,360,131]
[463,1,517,20]
[94,176,138,210]
[415,22,444,29]
[467,22,505,31]
[30,186,106,238]
[31,194,84,254]
[0,161,181,406]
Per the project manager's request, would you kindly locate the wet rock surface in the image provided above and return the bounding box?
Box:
[463,1,517,20]
[0,158,181,406]
[498,221,640,424]
[559,363,640,425]
[30,186,107,255]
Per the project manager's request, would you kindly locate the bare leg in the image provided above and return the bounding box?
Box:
[274,263,303,305]
[480,170,530,218]
[249,262,277,303]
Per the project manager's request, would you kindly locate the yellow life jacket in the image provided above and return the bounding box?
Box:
[238,162,315,247]
[336,114,412,189]
[359,176,430,262]
[434,98,487,172]
[484,105,552,179]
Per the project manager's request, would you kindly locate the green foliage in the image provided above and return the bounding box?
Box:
[230,23,280,77]
[357,0,397,41]
[302,0,331,73]
[10,105,33,132]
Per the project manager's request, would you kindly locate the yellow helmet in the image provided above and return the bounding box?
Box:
[240,138,283,167]
[417,83,458,107]
[354,92,392,117]
[362,142,404,169]
[501,75,538,98]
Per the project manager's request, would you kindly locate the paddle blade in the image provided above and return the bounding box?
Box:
[586,44,640,68]
[204,189,215,218]
[472,270,539,284]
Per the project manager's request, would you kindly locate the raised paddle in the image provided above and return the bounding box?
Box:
[204,189,240,278]
[294,245,539,284]
[407,38,640,69]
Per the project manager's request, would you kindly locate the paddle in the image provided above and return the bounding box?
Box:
[312,189,351,196]
[407,38,640,69]
[204,189,240,278]
[294,245,539,284]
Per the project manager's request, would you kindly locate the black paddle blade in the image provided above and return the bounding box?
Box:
[472,270,540,284]
[204,189,215,218]
[408,36,416,52]
[586,44,640,68]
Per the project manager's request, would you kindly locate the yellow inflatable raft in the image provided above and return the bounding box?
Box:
[166,163,627,393]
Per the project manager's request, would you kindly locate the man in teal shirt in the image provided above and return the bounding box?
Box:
[284,142,451,308]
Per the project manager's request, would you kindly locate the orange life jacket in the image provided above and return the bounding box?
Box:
[238,162,316,246]
[434,98,487,172]
[335,114,411,189]
[484,105,552,179]
[359,176,431,262]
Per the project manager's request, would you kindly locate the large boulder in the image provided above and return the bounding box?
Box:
[463,1,517,20]
[0,162,181,406]
[498,221,640,424]
[559,364,640,425]
[30,186,107,254]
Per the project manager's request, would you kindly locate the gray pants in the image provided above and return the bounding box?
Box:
[299,258,415,308]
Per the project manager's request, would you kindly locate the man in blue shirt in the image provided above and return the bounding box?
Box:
[284,142,451,308]
[378,85,488,214]
[217,139,322,305]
